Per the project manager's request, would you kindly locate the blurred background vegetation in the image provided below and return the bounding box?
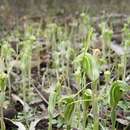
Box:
[0,0,130,17]
[0,0,130,31]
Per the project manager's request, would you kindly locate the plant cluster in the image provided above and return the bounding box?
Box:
[0,13,130,130]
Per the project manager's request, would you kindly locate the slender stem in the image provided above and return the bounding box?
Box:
[82,72,86,130]
[83,108,88,130]
[22,71,28,126]
[48,113,52,130]
[111,108,116,130]
[122,54,127,81]
[7,71,11,99]
[108,47,111,71]
[0,93,6,130]
[67,124,71,130]
[77,98,80,128]
[28,61,31,88]
[22,71,26,103]
[102,39,106,61]
[67,57,70,88]
[92,80,99,130]
[5,59,11,100]
[37,51,41,77]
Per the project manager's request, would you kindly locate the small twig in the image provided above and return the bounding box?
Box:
[32,84,49,107]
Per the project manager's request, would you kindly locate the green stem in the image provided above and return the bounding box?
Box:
[82,73,87,130]
[22,71,28,126]
[83,109,88,130]
[48,113,52,130]
[77,98,80,128]
[0,93,6,130]
[102,39,106,61]
[7,72,11,99]
[111,108,116,130]
[67,124,71,130]
[123,54,127,81]
[92,80,99,130]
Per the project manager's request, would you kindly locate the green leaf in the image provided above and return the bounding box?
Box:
[48,82,62,114]
[62,96,75,123]
[110,80,128,108]
[83,27,93,51]
[82,89,92,108]
[100,22,113,46]
[0,73,7,91]
[77,53,99,81]
[48,91,57,114]
[0,93,5,103]
[1,42,15,60]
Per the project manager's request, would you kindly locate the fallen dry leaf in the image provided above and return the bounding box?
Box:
[14,122,26,130]
[110,42,124,55]
[11,93,30,112]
